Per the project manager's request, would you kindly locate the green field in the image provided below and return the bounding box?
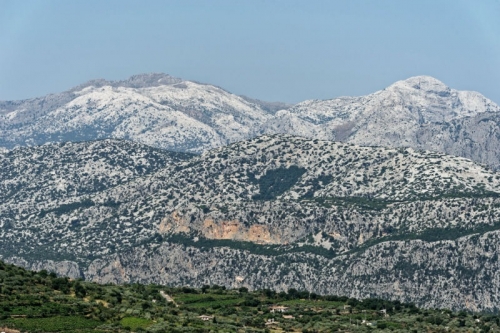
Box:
[1,316,102,332]
[120,317,154,330]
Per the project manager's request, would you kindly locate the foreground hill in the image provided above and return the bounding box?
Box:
[2,135,500,311]
[2,73,500,168]
[1,260,499,333]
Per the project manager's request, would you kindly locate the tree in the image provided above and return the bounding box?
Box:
[287,288,298,299]
[74,281,86,298]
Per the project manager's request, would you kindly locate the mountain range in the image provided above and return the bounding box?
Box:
[2,74,500,312]
[1,73,500,168]
[2,135,500,311]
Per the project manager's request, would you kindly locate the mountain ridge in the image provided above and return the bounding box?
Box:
[1,73,500,168]
[2,135,500,311]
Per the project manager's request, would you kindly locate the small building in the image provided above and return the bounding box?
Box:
[265,318,279,326]
[282,315,295,320]
[269,305,289,313]
[198,315,214,321]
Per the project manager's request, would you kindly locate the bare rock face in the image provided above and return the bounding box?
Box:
[20,229,500,312]
[6,257,82,279]
[159,211,279,244]
[201,219,276,244]
[2,135,500,311]
[415,111,500,169]
[2,74,500,168]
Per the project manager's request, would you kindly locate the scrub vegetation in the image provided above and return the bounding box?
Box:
[1,260,498,332]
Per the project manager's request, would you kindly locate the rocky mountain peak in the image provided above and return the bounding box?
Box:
[2,73,500,168]
[120,73,183,88]
[389,75,450,94]
[74,73,183,91]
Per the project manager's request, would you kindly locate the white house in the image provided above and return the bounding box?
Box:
[269,305,289,313]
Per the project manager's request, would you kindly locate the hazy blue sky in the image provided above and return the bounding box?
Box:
[1,0,499,103]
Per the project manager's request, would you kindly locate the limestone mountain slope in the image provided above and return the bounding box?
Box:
[2,74,500,168]
[1,135,500,311]
[0,73,272,153]
[0,139,190,205]
[267,76,500,167]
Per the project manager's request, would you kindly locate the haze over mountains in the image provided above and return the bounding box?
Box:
[2,74,500,312]
[1,73,500,168]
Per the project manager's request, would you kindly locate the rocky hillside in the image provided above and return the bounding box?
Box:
[2,135,500,311]
[2,73,500,168]
[0,139,190,205]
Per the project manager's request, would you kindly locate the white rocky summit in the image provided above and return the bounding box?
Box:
[1,73,500,167]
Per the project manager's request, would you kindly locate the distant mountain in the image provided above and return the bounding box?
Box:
[1,74,500,168]
[0,73,274,153]
[2,135,500,311]
[268,76,500,166]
